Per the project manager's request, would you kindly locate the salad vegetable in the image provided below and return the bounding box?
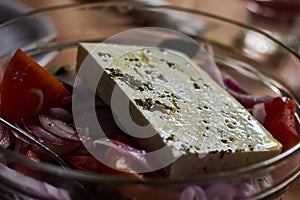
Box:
[263,97,298,152]
[0,48,298,200]
[0,163,71,200]
[1,49,70,124]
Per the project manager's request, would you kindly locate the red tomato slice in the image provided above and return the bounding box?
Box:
[264,97,299,152]
[66,155,105,172]
[1,49,70,124]
[65,155,142,179]
[13,149,43,179]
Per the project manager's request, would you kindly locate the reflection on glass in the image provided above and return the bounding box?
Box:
[243,30,278,57]
[242,0,300,59]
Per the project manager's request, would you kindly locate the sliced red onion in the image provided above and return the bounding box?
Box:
[197,42,224,88]
[221,72,274,108]
[29,88,44,115]
[26,124,66,145]
[0,125,13,149]
[222,73,248,94]
[252,103,267,124]
[107,139,143,154]
[226,88,273,108]
[59,96,72,106]
[11,125,31,145]
[31,141,80,157]
[202,41,214,58]
[49,108,73,122]
[235,182,257,199]
[52,119,76,135]
[180,186,207,200]
[93,138,152,173]
[39,114,79,142]
[14,139,30,154]
[0,163,71,200]
[199,61,224,88]
[205,182,236,200]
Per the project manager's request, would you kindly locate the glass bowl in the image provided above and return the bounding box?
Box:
[0,1,300,200]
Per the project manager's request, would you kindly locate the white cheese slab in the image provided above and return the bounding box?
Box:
[76,43,282,176]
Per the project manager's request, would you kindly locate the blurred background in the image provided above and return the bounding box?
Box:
[1,0,300,199]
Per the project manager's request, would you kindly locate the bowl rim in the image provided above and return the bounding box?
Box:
[1,1,299,59]
[0,1,300,184]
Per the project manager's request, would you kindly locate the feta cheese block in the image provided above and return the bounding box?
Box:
[76,43,282,176]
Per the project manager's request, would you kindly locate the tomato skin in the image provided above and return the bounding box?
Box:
[65,155,142,179]
[264,97,299,152]
[12,149,43,179]
[1,49,70,124]
[65,155,104,173]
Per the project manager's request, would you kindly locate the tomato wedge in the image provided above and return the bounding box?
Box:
[1,49,70,124]
[264,97,299,152]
